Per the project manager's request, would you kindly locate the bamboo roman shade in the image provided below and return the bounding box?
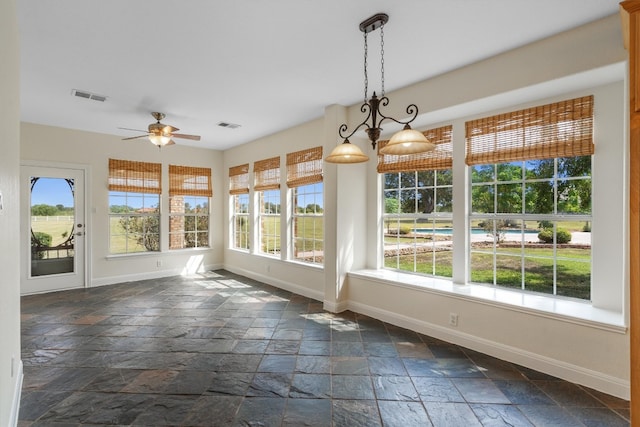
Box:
[169,165,212,197]
[465,95,594,166]
[254,156,281,191]
[108,158,162,194]
[229,164,250,195]
[286,146,323,188]
[377,125,453,173]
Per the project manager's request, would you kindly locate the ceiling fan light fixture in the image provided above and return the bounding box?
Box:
[149,133,172,146]
[379,125,435,155]
[325,139,370,164]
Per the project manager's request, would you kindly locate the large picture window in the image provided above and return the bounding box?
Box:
[466,96,594,300]
[230,164,250,251]
[108,159,161,254]
[380,125,453,277]
[169,165,212,249]
[287,147,323,265]
[254,156,281,256]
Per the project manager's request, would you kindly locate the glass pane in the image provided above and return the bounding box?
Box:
[496,183,522,213]
[524,256,554,295]
[557,178,591,214]
[470,252,494,284]
[525,159,554,180]
[30,177,75,276]
[525,181,553,214]
[418,189,434,214]
[400,172,416,188]
[384,173,400,190]
[471,184,494,213]
[436,169,453,185]
[497,162,523,181]
[435,187,452,213]
[558,156,591,178]
[400,190,417,214]
[471,165,494,183]
[417,170,434,187]
[384,192,400,214]
[495,254,522,289]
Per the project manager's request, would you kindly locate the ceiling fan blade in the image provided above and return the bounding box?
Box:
[166,140,176,146]
[171,133,201,141]
[122,134,149,141]
[118,127,149,133]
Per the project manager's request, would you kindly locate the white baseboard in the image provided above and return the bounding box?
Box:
[323,299,348,313]
[9,359,23,427]
[90,263,223,287]
[347,299,630,400]
[224,265,324,302]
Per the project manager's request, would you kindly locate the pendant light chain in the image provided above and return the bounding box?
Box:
[380,21,385,97]
[363,30,369,103]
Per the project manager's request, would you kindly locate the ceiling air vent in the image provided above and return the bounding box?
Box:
[71,89,107,102]
[217,121,241,129]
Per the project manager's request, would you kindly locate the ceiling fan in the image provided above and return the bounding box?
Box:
[120,112,201,147]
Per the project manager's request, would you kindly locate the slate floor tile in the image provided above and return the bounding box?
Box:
[18,270,629,427]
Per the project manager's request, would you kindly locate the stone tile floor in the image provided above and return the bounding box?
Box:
[18,270,629,426]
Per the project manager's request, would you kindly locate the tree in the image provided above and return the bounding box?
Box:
[31,204,57,216]
[119,216,159,251]
[384,197,400,234]
[305,204,323,214]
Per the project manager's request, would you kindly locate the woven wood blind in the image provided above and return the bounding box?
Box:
[377,125,453,173]
[254,156,281,191]
[169,165,212,197]
[229,164,250,195]
[108,158,162,194]
[286,146,323,188]
[465,95,594,166]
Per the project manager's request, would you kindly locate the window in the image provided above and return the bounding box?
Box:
[287,147,323,264]
[466,96,594,300]
[254,156,281,256]
[380,125,453,277]
[168,165,212,249]
[108,159,161,254]
[230,164,250,250]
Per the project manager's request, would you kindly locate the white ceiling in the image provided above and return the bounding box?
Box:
[17,1,619,151]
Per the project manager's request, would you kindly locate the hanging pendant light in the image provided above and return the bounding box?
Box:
[326,13,434,164]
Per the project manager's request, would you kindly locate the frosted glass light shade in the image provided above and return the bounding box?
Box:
[325,140,369,164]
[379,126,435,155]
[149,134,172,146]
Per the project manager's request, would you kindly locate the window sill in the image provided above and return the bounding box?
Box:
[348,269,626,334]
[106,252,161,260]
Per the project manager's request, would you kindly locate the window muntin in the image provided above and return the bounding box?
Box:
[469,157,592,299]
[108,159,161,254]
[254,156,281,256]
[383,170,453,277]
[259,189,280,256]
[229,164,250,251]
[379,125,453,278]
[292,182,323,264]
[233,193,250,250]
[109,191,160,254]
[169,165,212,250]
[466,96,594,300]
[169,196,209,249]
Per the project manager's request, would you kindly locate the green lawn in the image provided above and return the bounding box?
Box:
[30,217,74,247]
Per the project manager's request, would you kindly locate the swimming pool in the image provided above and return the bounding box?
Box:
[413,228,539,235]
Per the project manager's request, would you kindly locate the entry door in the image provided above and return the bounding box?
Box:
[21,165,86,294]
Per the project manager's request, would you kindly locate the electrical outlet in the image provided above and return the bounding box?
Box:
[157,260,162,268]
[449,313,459,327]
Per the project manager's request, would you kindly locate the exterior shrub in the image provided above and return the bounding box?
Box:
[538,228,572,244]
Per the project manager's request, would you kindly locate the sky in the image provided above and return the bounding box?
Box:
[31,177,74,207]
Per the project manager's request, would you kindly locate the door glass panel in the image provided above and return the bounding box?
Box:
[30,177,75,276]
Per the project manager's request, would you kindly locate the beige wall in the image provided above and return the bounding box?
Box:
[20,124,225,288]
[223,14,630,398]
[0,0,22,424]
